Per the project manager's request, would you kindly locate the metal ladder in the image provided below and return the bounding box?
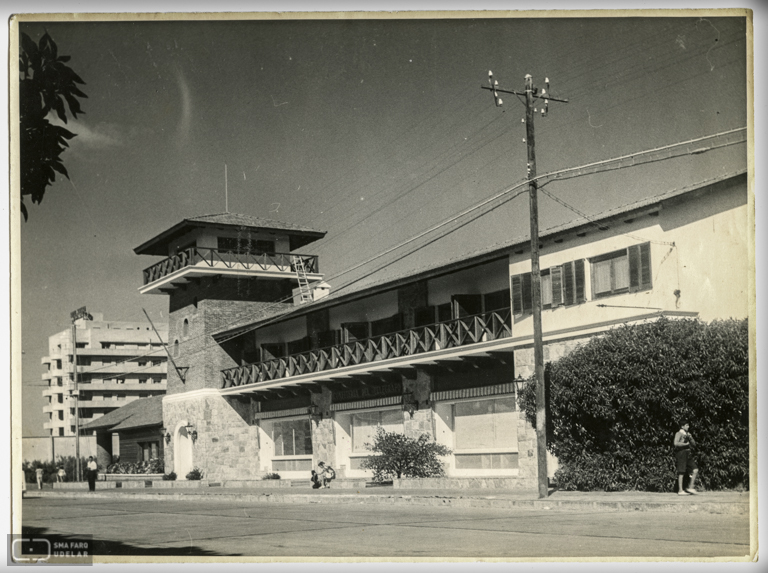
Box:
[292,256,313,304]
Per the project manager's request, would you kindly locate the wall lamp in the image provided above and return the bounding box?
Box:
[164,432,171,445]
[402,393,419,418]
[308,404,322,423]
[185,423,198,443]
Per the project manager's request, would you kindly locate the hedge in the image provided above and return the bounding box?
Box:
[518,318,749,492]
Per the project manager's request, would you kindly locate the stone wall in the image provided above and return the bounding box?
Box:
[513,338,586,380]
[163,392,261,481]
[311,387,335,468]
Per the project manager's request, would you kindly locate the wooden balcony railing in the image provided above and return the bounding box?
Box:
[221,309,512,389]
[142,248,320,286]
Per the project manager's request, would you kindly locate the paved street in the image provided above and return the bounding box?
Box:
[22,496,750,559]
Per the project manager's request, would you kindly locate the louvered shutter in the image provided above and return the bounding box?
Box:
[575,259,586,303]
[639,242,652,289]
[551,266,563,307]
[628,244,641,290]
[563,261,575,305]
[511,275,523,315]
[522,273,533,313]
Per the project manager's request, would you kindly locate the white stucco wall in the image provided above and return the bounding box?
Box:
[509,178,748,338]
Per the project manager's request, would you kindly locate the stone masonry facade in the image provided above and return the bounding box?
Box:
[163,393,261,481]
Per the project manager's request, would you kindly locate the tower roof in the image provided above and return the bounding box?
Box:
[134,212,326,256]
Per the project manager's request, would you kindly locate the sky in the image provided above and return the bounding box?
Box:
[16,13,749,437]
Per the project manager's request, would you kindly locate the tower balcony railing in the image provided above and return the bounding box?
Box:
[221,308,512,389]
[142,247,320,286]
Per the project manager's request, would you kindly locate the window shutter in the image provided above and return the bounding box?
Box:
[575,259,586,303]
[522,272,533,314]
[551,266,563,307]
[640,242,652,289]
[563,261,575,305]
[628,244,641,290]
[511,275,523,315]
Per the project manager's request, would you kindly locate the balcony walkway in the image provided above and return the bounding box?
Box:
[221,309,513,390]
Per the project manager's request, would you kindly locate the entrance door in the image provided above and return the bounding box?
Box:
[174,426,194,478]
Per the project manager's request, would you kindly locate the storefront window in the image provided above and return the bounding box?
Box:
[454,397,518,470]
[273,419,312,456]
[352,410,403,453]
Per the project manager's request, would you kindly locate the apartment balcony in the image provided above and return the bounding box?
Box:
[75,348,167,358]
[139,247,321,295]
[222,309,514,391]
[77,364,167,376]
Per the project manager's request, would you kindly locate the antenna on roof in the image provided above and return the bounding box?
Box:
[224,163,229,213]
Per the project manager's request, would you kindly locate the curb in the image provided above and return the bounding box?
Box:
[25,490,748,514]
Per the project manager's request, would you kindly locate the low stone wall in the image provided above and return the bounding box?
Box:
[393,477,537,490]
[52,478,369,490]
[104,474,164,481]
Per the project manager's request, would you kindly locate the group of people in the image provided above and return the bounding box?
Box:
[310,461,336,489]
[32,457,99,491]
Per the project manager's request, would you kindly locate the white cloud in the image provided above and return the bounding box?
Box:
[48,115,124,148]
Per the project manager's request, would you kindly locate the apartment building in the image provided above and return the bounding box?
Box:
[41,313,169,436]
[136,171,748,484]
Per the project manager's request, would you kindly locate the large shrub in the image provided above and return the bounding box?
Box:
[518,318,748,492]
[360,427,451,481]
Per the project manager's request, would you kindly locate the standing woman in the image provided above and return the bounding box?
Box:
[86,456,98,492]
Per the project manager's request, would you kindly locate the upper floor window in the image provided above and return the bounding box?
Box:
[590,243,651,298]
[182,318,189,338]
[217,237,275,255]
[512,259,586,315]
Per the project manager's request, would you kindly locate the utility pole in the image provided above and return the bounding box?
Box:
[482,72,568,499]
[71,318,81,482]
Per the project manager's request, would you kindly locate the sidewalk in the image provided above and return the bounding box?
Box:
[25,484,749,514]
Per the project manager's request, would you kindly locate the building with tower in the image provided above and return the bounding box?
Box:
[41,313,168,437]
[136,171,748,486]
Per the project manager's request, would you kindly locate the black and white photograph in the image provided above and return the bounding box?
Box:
[9,5,757,564]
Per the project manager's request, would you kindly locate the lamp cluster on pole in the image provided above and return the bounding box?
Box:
[481,72,568,499]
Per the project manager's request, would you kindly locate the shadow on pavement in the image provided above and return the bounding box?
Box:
[21,525,237,557]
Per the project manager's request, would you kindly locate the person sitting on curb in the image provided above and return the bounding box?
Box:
[317,461,336,489]
[674,422,699,495]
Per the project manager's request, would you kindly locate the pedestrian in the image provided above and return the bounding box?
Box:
[35,467,43,490]
[310,470,322,489]
[86,456,98,492]
[57,466,66,483]
[674,422,699,495]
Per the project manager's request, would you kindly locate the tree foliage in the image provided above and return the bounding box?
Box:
[361,427,452,481]
[518,318,749,492]
[19,31,87,220]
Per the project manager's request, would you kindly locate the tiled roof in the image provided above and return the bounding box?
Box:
[134,212,326,255]
[81,395,163,432]
[211,169,746,339]
[186,212,324,235]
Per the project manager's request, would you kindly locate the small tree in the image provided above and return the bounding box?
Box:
[360,427,451,482]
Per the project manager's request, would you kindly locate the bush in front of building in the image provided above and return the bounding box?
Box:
[361,427,452,481]
[517,318,749,492]
[162,472,177,481]
[186,467,204,480]
[106,458,164,475]
[261,472,281,480]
